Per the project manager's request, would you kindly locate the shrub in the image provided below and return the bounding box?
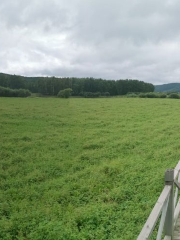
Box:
[138,92,167,99]
[93,92,101,97]
[146,92,158,98]
[139,93,146,98]
[16,89,31,97]
[83,92,93,98]
[159,93,167,98]
[168,93,180,99]
[102,92,110,97]
[57,88,72,98]
[83,92,101,98]
[79,92,84,97]
[126,93,138,98]
[0,86,31,97]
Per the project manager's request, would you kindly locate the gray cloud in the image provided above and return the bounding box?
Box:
[1,0,180,84]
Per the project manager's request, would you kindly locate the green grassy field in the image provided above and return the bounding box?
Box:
[1,97,180,240]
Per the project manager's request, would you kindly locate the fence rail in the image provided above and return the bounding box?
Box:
[137,161,180,240]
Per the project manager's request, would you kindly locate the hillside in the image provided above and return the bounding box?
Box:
[155,83,180,93]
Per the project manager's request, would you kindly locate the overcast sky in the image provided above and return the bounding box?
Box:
[1,0,180,84]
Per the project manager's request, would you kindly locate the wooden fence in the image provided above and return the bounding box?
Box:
[137,161,180,240]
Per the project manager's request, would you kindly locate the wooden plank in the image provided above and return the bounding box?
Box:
[157,196,169,240]
[164,169,174,237]
[174,199,180,227]
[174,212,180,240]
[163,236,171,240]
[174,231,180,240]
[137,185,171,240]
[174,161,180,180]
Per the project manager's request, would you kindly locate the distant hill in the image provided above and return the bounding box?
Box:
[155,83,180,93]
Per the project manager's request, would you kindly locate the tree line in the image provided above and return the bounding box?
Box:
[0,73,154,96]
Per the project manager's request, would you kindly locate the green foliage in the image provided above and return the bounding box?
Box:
[0,72,154,96]
[57,88,72,98]
[168,93,180,99]
[0,86,31,97]
[1,98,179,239]
[159,93,167,98]
[138,93,146,98]
[126,93,138,98]
[145,92,158,98]
[102,92,110,97]
[137,92,167,99]
[83,92,101,98]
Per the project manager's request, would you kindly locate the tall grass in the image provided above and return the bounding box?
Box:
[0,97,180,239]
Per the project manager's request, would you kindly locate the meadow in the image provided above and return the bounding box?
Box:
[1,97,180,240]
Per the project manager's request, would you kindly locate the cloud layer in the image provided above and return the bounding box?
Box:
[1,0,180,84]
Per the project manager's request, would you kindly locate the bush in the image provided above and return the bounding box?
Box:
[0,86,31,97]
[57,88,72,98]
[146,92,158,98]
[83,92,101,98]
[102,92,110,97]
[159,93,167,98]
[168,93,180,99]
[138,92,167,99]
[84,92,93,98]
[139,93,146,98]
[79,92,84,97]
[126,93,138,98]
[93,92,101,97]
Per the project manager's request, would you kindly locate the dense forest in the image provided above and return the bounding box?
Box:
[0,73,154,96]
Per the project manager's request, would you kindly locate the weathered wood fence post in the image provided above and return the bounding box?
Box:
[164,169,174,239]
